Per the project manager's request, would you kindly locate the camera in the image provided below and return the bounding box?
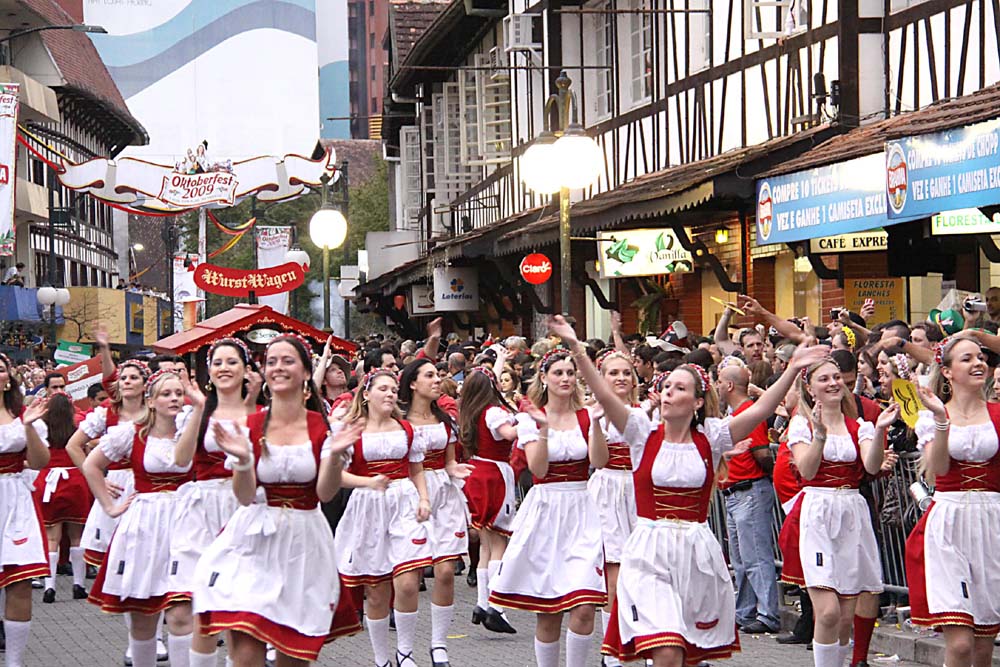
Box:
[963,296,988,313]
[830,308,842,321]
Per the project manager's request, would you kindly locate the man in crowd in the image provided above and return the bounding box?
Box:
[448,352,467,384]
[739,328,766,364]
[2,262,25,286]
[86,383,108,412]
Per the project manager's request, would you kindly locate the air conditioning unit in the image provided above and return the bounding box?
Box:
[488,46,509,81]
[503,13,540,54]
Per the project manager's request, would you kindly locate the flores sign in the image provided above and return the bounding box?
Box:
[519,253,552,284]
[597,228,693,278]
[194,262,305,297]
[432,267,479,312]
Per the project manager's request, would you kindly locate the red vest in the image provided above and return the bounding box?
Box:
[633,424,715,522]
[0,450,23,474]
[531,408,591,485]
[801,418,864,489]
[476,408,515,461]
[248,410,330,510]
[603,405,637,471]
[935,402,1000,493]
[346,420,416,481]
[130,426,194,493]
[47,448,73,468]
[103,404,131,471]
[421,421,453,472]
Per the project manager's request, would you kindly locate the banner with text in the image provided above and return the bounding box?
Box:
[432,267,479,312]
[597,228,693,278]
[194,262,305,298]
[886,117,1000,219]
[844,278,906,323]
[256,226,291,314]
[755,153,900,245]
[0,84,18,256]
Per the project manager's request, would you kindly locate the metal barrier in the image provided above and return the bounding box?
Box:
[708,451,924,597]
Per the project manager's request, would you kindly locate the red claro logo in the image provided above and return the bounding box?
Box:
[886,142,908,215]
[520,253,552,285]
[757,182,773,241]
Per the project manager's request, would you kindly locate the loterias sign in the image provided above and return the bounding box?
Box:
[193,262,305,297]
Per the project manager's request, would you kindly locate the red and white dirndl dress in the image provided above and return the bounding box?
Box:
[335,419,433,586]
[169,416,245,595]
[412,421,469,564]
[462,406,518,536]
[89,423,194,614]
[32,420,93,526]
[488,409,607,613]
[602,415,740,665]
[906,405,1000,635]
[0,418,49,589]
[777,415,882,596]
[587,408,647,564]
[195,410,361,661]
[78,405,136,566]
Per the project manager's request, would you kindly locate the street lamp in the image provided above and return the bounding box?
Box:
[0,24,106,45]
[36,286,69,352]
[519,71,602,316]
[309,200,347,331]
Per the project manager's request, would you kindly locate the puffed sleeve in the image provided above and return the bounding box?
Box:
[407,428,425,463]
[856,419,876,443]
[485,406,515,439]
[914,410,935,451]
[98,423,134,462]
[175,405,194,433]
[31,420,49,447]
[515,413,541,450]
[786,415,814,447]
[80,406,108,439]
[701,416,735,458]
[618,408,656,466]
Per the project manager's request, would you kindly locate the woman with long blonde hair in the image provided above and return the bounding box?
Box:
[778,357,896,667]
[906,337,1000,667]
[335,368,434,667]
[83,370,194,667]
[488,321,609,667]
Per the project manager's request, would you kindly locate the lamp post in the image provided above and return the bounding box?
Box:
[0,23,106,45]
[309,174,347,332]
[284,228,310,317]
[519,72,602,316]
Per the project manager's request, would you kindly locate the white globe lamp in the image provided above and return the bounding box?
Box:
[309,207,348,249]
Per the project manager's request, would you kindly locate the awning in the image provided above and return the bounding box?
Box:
[153,304,355,355]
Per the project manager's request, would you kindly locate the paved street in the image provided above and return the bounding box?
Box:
[21,570,926,667]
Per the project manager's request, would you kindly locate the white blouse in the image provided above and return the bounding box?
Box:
[80,406,117,439]
[203,417,250,454]
[485,406,516,440]
[99,423,192,475]
[333,423,424,465]
[412,422,454,454]
[915,410,999,462]
[255,439,336,484]
[786,415,875,462]
[625,415,735,488]
[601,406,652,445]
[514,414,589,462]
[0,418,47,453]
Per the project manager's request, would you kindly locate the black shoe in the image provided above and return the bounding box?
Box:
[471,605,487,625]
[482,607,516,634]
[466,568,477,588]
[73,584,88,599]
[776,633,811,645]
[0,619,5,651]
[396,650,416,667]
[419,578,427,592]
[389,610,395,631]
[31,578,43,589]
[430,647,450,667]
[454,559,465,576]
[740,621,777,634]
[56,562,73,576]
[86,565,98,580]
[42,588,55,603]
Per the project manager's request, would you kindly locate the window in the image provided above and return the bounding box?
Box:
[431,83,478,202]
[400,126,422,230]
[458,53,513,165]
[630,0,653,103]
[688,0,711,73]
[369,32,375,48]
[369,0,374,14]
[594,1,613,118]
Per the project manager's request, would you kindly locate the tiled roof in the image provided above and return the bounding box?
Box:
[20,0,146,146]
[388,0,449,72]
[320,139,382,185]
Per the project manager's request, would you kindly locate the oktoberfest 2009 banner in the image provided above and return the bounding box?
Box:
[0,83,19,257]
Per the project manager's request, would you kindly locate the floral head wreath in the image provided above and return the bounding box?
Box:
[596,349,631,372]
[144,369,179,398]
[469,366,500,393]
[893,353,911,380]
[209,337,252,365]
[933,338,950,366]
[539,348,573,374]
[360,368,398,393]
[842,327,857,350]
[266,333,315,369]
[717,355,746,372]
[681,363,711,394]
[118,359,150,380]
[649,371,669,394]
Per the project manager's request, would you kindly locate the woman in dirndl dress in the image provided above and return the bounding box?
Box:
[398,358,474,667]
[778,357,894,667]
[598,339,828,667]
[193,334,362,666]
[0,354,50,667]
[457,366,520,634]
[906,336,1000,667]
[335,368,433,667]
[83,370,195,667]
[31,391,93,603]
[488,319,609,667]
[172,338,260,666]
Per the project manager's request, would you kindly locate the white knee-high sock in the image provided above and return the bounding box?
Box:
[487,560,502,611]
[601,610,622,666]
[394,610,419,660]
[534,638,560,667]
[167,633,192,667]
[367,616,391,666]
[129,637,158,667]
[3,619,31,667]
[565,629,593,667]
[45,551,58,589]
[476,568,489,608]
[189,648,217,667]
[69,547,86,587]
[813,640,841,667]
[430,602,453,650]
[839,642,851,667]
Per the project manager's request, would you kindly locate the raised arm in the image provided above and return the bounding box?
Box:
[862,404,897,475]
[22,398,51,470]
[713,307,739,356]
[211,421,257,506]
[874,335,934,366]
[94,327,116,384]
[316,421,362,502]
[174,388,205,468]
[610,311,629,354]
[312,335,334,389]
[422,317,443,360]
[740,295,807,344]
[917,385,950,477]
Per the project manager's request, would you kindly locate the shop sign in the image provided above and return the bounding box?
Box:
[809,230,888,253]
[193,262,305,297]
[886,117,1000,219]
[755,153,902,245]
[930,207,1000,235]
[596,228,693,278]
[844,278,906,323]
[519,253,553,284]
[432,267,479,312]
[54,340,92,367]
[411,284,435,315]
[246,328,280,344]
